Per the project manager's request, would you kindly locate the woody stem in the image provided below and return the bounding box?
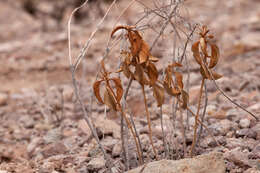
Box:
[141,84,158,159]
[190,77,205,157]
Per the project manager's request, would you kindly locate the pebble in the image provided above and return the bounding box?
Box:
[239,118,250,129]
[87,157,106,171]
[112,142,122,157]
[20,115,35,128]
[43,128,63,144]
[224,147,250,167]
[0,93,8,106]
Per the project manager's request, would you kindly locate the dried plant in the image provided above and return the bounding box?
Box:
[67,0,259,170]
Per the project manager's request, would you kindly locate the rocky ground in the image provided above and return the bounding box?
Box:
[0,0,260,173]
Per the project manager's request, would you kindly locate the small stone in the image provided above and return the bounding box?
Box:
[0,171,8,173]
[0,93,8,106]
[112,142,122,157]
[43,128,63,144]
[41,142,68,158]
[20,115,35,128]
[27,137,43,154]
[87,157,106,171]
[245,168,260,173]
[209,119,237,136]
[239,118,250,129]
[236,128,257,139]
[224,147,250,167]
[126,152,225,173]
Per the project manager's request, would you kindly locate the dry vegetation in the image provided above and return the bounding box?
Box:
[0,0,260,172]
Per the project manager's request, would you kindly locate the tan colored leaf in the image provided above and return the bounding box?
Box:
[174,72,183,89]
[153,83,165,107]
[121,62,132,78]
[104,87,117,111]
[138,41,150,64]
[93,80,104,104]
[149,55,159,62]
[191,41,202,65]
[200,37,208,56]
[209,44,219,68]
[147,63,158,85]
[109,78,123,103]
[181,90,189,109]
[111,25,132,37]
[128,30,143,57]
[134,65,149,85]
[170,62,182,68]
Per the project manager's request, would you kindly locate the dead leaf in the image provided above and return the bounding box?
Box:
[191,41,202,65]
[147,63,158,85]
[181,90,189,109]
[152,83,165,107]
[209,44,219,68]
[93,80,104,104]
[104,87,117,111]
[109,78,123,103]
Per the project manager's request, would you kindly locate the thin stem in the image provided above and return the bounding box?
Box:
[141,85,158,159]
[190,77,205,157]
[160,106,168,158]
[106,84,143,164]
[197,81,208,147]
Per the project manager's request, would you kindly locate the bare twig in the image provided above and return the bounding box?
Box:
[190,78,205,157]
[197,81,208,147]
[208,69,258,121]
[141,84,158,159]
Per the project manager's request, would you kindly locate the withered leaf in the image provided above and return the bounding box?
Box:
[181,90,189,109]
[109,78,123,103]
[129,30,143,57]
[121,62,132,78]
[152,83,165,107]
[170,62,182,68]
[200,37,208,57]
[93,80,104,104]
[191,41,202,65]
[209,44,219,68]
[147,63,158,85]
[104,87,117,111]
[149,55,159,62]
[138,41,150,64]
[134,64,149,85]
[174,72,184,90]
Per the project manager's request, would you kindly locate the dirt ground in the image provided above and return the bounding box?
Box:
[0,0,260,172]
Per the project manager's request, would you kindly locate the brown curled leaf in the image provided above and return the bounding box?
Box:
[170,62,182,68]
[191,41,202,65]
[200,37,208,57]
[104,88,117,111]
[209,43,220,68]
[111,25,134,38]
[149,55,159,62]
[181,90,189,109]
[174,72,184,90]
[134,64,149,85]
[109,78,123,103]
[121,62,132,78]
[152,83,165,107]
[128,30,143,57]
[93,80,104,104]
[147,62,158,85]
[138,41,150,64]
